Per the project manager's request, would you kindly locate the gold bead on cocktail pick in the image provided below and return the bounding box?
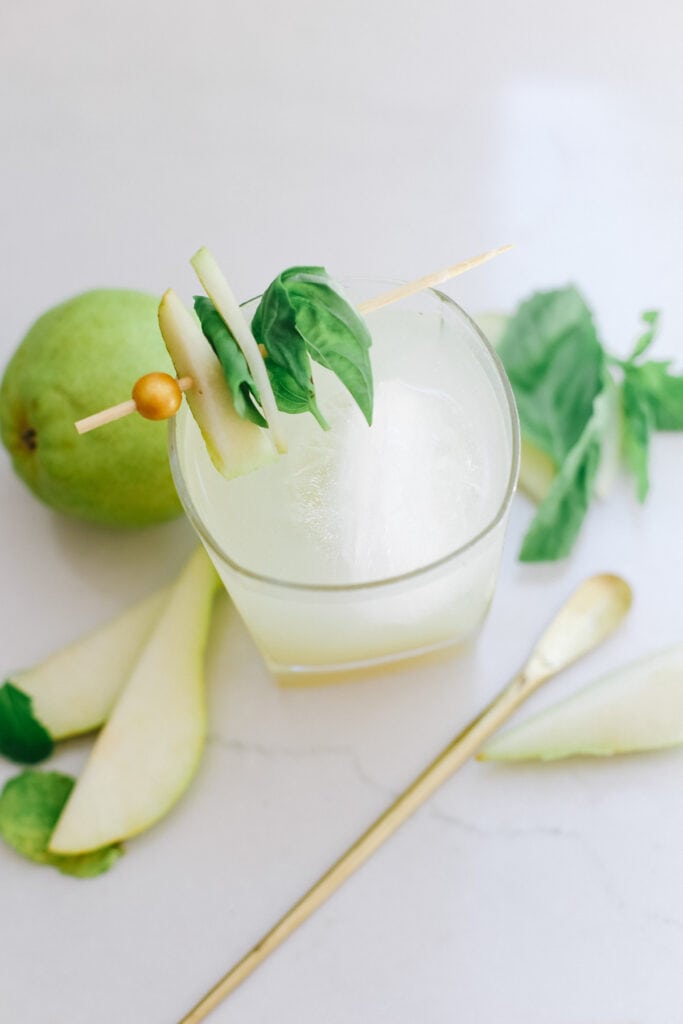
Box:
[73,244,513,435]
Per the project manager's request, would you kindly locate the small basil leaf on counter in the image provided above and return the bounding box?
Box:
[627,360,683,432]
[519,375,614,562]
[0,771,122,877]
[621,366,655,501]
[498,287,604,468]
[0,682,54,764]
[627,310,660,362]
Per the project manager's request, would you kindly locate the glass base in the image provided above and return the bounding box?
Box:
[270,635,473,688]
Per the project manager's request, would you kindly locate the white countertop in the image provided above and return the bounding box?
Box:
[2,2,683,1021]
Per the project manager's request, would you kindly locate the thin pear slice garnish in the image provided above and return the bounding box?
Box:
[159,289,277,478]
[190,247,287,453]
[48,548,220,854]
[481,645,683,762]
[2,588,168,755]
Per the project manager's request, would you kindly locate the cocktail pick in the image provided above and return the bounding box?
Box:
[74,244,512,435]
[177,573,632,1024]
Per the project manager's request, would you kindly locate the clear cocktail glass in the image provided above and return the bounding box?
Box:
[169,279,520,684]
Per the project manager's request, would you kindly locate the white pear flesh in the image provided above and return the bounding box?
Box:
[11,588,167,740]
[158,289,277,479]
[48,548,220,854]
[190,246,287,453]
[480,646,683,762]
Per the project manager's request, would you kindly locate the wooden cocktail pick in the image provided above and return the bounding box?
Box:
[177,573,632,1024]
[74,244,512,435]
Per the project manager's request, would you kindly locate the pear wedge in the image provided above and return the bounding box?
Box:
[1,588,168,761]
[159,288,277,479]
[49,548,220,854]
[480,646,683,762]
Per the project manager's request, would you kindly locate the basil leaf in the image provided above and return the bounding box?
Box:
[626,360,683,431]
[621,366,655,501]
[282,268,373,425]
[252,266,373,427]
[498,287,605,467]
[251,270,324,426]
[628,310,660,362]
[651,372,683,430]
[0,771,122,877]
[519,377,613,562]
[193,296,267,428]
[0,682,53,764]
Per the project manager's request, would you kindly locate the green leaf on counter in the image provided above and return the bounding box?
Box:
[626,359,683,432]
[497,287,605,467]
[621,365,655,501]
[0,682,54,764]
[519,373,613,562]
[193,296,267,428]
[627,309,660,362]
[496,288,683,560]
[0,771,122,877]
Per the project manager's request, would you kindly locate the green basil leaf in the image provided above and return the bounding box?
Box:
[519,378,612,562]
[250,271,323,425]
[498,287,605,467]
[0,771,122,877]
[628,310,660,362]
[193,296,267,428]
[282,268,373,425]
[625,359,683,431]
[621,367,655,501]
[0,682,53,764]
[651,372,683,430]
[252,266,373,427]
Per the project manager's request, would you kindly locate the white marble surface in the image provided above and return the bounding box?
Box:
[2,1,683,1021]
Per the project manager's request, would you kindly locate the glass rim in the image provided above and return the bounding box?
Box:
[168,280,521,594]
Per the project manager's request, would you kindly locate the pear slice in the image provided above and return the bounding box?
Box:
[159,288,277,479]
[48,548,220,854]
[480,646,683,762]
[1,588,167,757]
[190,246,287,453]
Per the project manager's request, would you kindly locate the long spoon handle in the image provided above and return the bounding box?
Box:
[178,573,631,1023]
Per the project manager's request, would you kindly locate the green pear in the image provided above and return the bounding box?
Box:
[0,587,168,764]
[158,289,277,478]
[0,290,182,527]
[48,548,220,854]
[480,646,683,762]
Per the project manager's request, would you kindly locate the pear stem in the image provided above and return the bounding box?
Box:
[73,245,512,435]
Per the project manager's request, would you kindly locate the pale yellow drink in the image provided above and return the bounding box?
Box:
[170,282,519,683]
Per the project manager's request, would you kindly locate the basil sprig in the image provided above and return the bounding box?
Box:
[498,290,683,562]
